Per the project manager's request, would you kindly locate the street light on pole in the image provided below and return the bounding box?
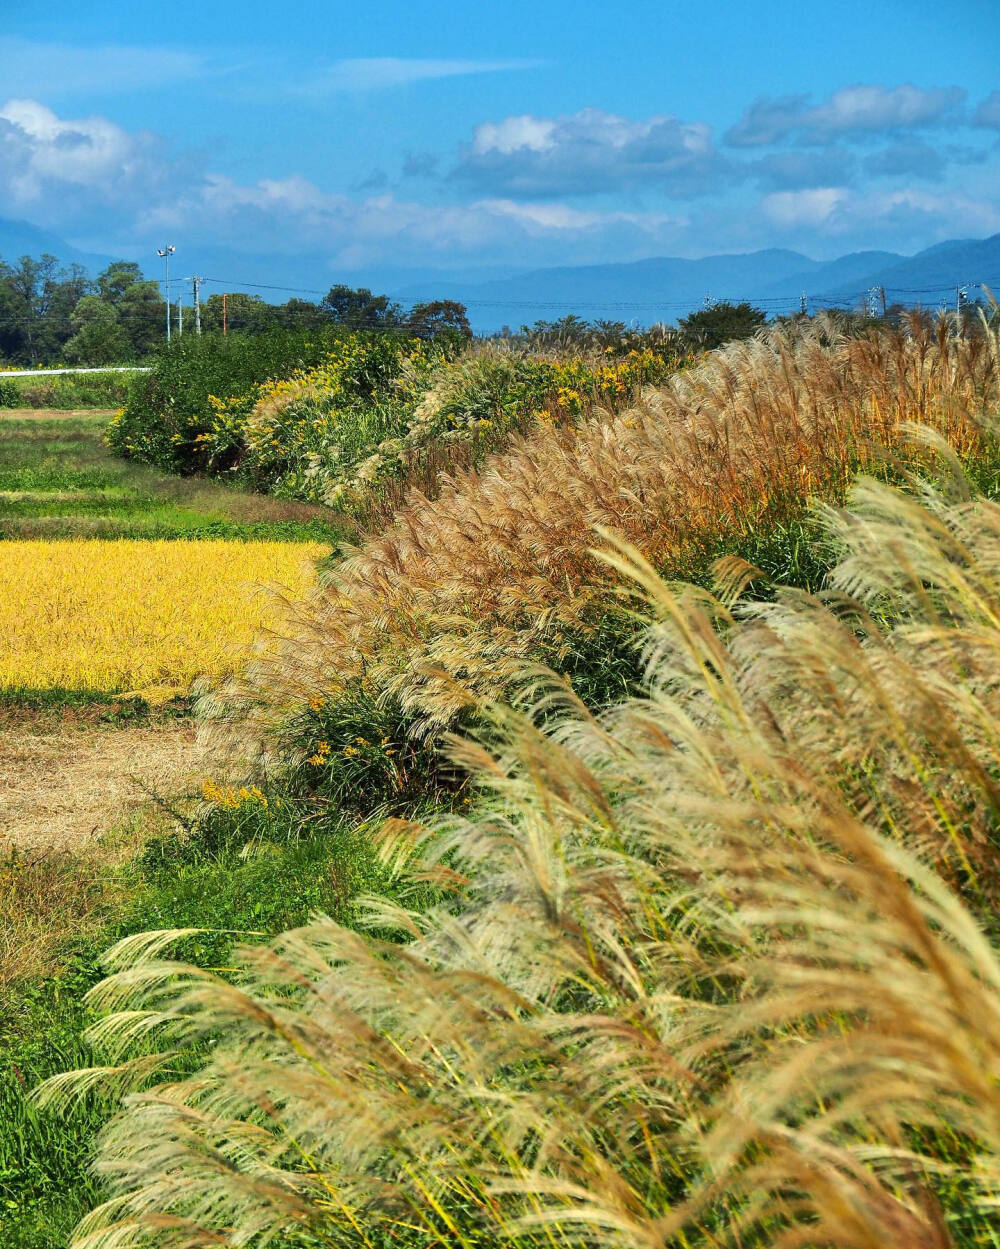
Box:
[157,246,175,342]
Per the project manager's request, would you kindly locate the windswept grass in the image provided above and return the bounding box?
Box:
[203,312,999,777]
[41,467,1000,1248]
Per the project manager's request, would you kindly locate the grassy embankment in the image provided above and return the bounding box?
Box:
[4,317,1000,1248]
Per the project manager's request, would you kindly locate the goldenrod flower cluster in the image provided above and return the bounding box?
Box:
[0,539,326,697]
[202,778,277,810]
[184,341,681,518]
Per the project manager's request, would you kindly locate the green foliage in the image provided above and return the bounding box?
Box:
[62,296,131,366]
[0,370,136,409]
[287,682,466,815]
[321,283,404,329]
[170,340,682,522]
[105,326,352,471]
[678,299,768,349]
[406,299,472,340]
[0,255,167,366]
[0,255,88,366]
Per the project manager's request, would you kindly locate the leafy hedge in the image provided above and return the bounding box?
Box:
[105,327,354,472]
[109,331,686,525]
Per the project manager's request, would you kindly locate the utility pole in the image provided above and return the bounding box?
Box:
[190,276,202,335]
[178,298,183,336]
[222,292,228,335]
[957,285,969,319]
[157,245,175,342]
[800,291,808,316]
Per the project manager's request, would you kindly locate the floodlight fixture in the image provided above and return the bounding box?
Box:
[157,245,176,341]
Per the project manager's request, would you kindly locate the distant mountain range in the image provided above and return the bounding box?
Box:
[394,235,1000,331]
[0,216,116,274]
[3,214,998,333]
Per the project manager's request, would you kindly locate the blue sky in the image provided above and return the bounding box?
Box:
[1,0,998,283]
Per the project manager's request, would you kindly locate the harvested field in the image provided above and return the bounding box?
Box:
[0,714,199,851]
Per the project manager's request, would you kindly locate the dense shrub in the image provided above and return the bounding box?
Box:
[213,342,679,522]
[201,332,425,492]
[109,331,684,516]
[105,327,356,472]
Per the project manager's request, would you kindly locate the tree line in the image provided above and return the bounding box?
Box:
[9,251,967,369]
[0,255,476,367]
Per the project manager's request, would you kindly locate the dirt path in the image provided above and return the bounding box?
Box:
[0,716,201,851]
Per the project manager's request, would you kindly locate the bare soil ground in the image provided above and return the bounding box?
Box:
[0,713,201,852]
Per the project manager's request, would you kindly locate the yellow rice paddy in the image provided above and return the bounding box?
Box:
[0,540,327,697]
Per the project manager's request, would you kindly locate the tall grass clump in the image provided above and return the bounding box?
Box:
[40,465,1000,1247]
[203,312,999,780]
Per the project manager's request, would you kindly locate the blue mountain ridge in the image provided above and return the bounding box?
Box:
[3,215,999,333]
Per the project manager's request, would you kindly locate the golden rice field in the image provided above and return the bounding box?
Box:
[0,539,327,698]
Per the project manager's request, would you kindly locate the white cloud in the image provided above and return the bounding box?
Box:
[762,187,848,228]
[0,98,170,213]
[456,107,727,197]
[762,184,1000,242]
[727,84,967,147]
[476,198,681,232]
[809,84,966,136]
[473,115,556,155]
[2,97,997,279]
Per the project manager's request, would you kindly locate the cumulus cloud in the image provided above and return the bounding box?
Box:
[750,147,857,190]
[727,84,967,147]
[3,94,997,278]
[454,107,730,197]
[0,98,183,224]
[862,140,948,180]
[761,184,1000,243]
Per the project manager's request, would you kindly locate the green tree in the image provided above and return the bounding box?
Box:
[200,292,282,335]
[97,261,146,305]
[0,254,90,364]
[405,299,472,339]
[279,297,329,330]
[95,261,165,358]
[118,281,166,357]
[320,284,403,329]
[678,301,767,350]
[64,295,132,365]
